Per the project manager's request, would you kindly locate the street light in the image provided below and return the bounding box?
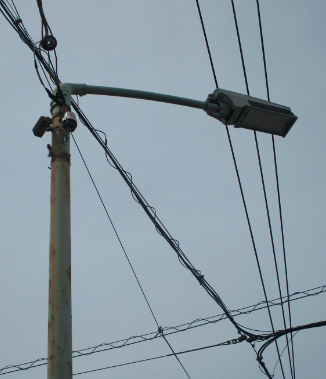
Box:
[52,83,297,137]
[205,88,297,137]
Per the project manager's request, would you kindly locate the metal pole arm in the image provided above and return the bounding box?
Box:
[57,82,297,136]
[59,83,220,114]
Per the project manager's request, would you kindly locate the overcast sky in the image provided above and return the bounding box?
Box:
[0,1,325,378]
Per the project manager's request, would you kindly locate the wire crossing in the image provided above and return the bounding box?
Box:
[1,284,324,376]
[71,134,192,379]
[0,1,311,378]
[193,2,288,376]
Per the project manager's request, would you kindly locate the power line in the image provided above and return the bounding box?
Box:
[1,284,324,375]
[1,0,254,353]
[193,2,282,346]
[71,134,191,379]
[193,1,281,352]
[195,0,218,88]
[254,130,293,379]
[229,2,290,378]
[71,134,159,326]
[0,1,284,345]
[255,0,296,376]
[257,320,326,378]
[73,335,246,376]
[0,2,303,377]
[0,3,192,379]
[71,97,253,337]
[3,317,322,378]
[273,331,299,377]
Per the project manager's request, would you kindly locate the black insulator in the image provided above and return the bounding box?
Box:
[41,35,57,51]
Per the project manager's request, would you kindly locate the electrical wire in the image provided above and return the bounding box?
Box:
[0,2,285,347]
[229,1,292,377]
[0,0,58,90]
[255,0,296,376]
[36,0,53,38]
[195,0,218,88]
[273,331,298,377]
[0,3,191,378]
[73,335,246,376]
[253,130,293,379]
[193,0,281,349]
[71,134,191,379]
[0,0,250,343]
[71,98,254,337]
[257,320,326,378]
[1,283,324,375]
[0,2,303,378]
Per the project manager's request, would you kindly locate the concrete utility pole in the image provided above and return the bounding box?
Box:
[47,99,73,379]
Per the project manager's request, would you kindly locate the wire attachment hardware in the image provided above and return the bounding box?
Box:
[40,35,57,51]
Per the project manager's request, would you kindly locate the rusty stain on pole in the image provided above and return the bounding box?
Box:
[47,103,72,379]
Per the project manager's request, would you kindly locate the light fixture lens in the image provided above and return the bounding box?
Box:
[235,106,297,137]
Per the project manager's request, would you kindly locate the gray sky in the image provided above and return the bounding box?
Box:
[0,1,325,378]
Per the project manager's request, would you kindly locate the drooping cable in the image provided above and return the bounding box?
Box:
[257,320,326,378]
[272,331,298,377]
[230,1,290,377]
[71,134,191,379]
[71,98,257,339]
[255,0,295,376]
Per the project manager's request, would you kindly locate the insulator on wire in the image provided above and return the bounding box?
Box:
[41,35,57,51]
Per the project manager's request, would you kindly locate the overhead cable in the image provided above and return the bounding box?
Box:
[73,335,246,376]
[0,3,192,378]
[1,284,324,376]
[255,0,296,376]
[257,320,326,378]
[194,0,278,345]
[230,2,290,377]
[1,0,253,354]
[71,135,191,379]
[195,0,218,88]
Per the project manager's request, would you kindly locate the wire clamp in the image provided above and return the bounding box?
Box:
[46,88,66,106]
[196,271,204,285]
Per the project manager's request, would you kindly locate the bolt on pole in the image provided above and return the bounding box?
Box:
[47,100,72,379]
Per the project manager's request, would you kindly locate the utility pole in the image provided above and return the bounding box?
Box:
[39,81,297,379]
[47,98,73,379]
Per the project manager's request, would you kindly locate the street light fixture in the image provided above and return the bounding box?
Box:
[206,88,297,137]
[54,83,297,137]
